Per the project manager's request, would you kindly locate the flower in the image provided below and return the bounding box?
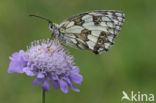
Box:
[8,39,83,93]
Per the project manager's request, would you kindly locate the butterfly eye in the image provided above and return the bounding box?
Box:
[49,23,53,28]
[50,24,53,28]
[49,23,53,31]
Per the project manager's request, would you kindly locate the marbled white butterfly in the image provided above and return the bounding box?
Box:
[30,10,125,54]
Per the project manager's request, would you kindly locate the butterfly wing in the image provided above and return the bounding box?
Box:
[59,10,125,54]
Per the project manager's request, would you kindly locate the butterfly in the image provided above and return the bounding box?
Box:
[30,10,125,54]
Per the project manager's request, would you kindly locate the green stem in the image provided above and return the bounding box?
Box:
[42,90,46,103]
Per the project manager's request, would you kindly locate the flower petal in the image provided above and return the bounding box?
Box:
[42,79,50,91]
[23,67,35,76]
[8,51,26,73]
[37,72,45,78]
[69,74,83,84]
[51,75,59,80]
[70,85,80,92]
[65,78,80,92]
[50,77,60,89]
[32,78,42,86]
[72,66,80,72]
[59,79,68,93]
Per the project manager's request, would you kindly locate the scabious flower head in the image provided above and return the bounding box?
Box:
[8,39,83,93]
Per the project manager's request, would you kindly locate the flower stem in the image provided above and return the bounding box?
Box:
[42,90,46,103]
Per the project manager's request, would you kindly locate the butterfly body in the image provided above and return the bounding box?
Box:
[37,10,125,54]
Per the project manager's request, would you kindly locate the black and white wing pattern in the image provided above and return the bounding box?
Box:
[59,10,125,54]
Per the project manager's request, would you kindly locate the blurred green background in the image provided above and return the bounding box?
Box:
[0,0,156,103]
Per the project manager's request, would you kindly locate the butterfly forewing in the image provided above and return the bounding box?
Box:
[59,10,125,54]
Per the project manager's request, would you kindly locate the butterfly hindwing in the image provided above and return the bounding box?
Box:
[59,10,125,54]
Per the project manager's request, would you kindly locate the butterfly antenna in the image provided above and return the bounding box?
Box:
[29,14,52,23]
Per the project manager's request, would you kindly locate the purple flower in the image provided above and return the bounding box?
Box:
[8,39,83,93]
